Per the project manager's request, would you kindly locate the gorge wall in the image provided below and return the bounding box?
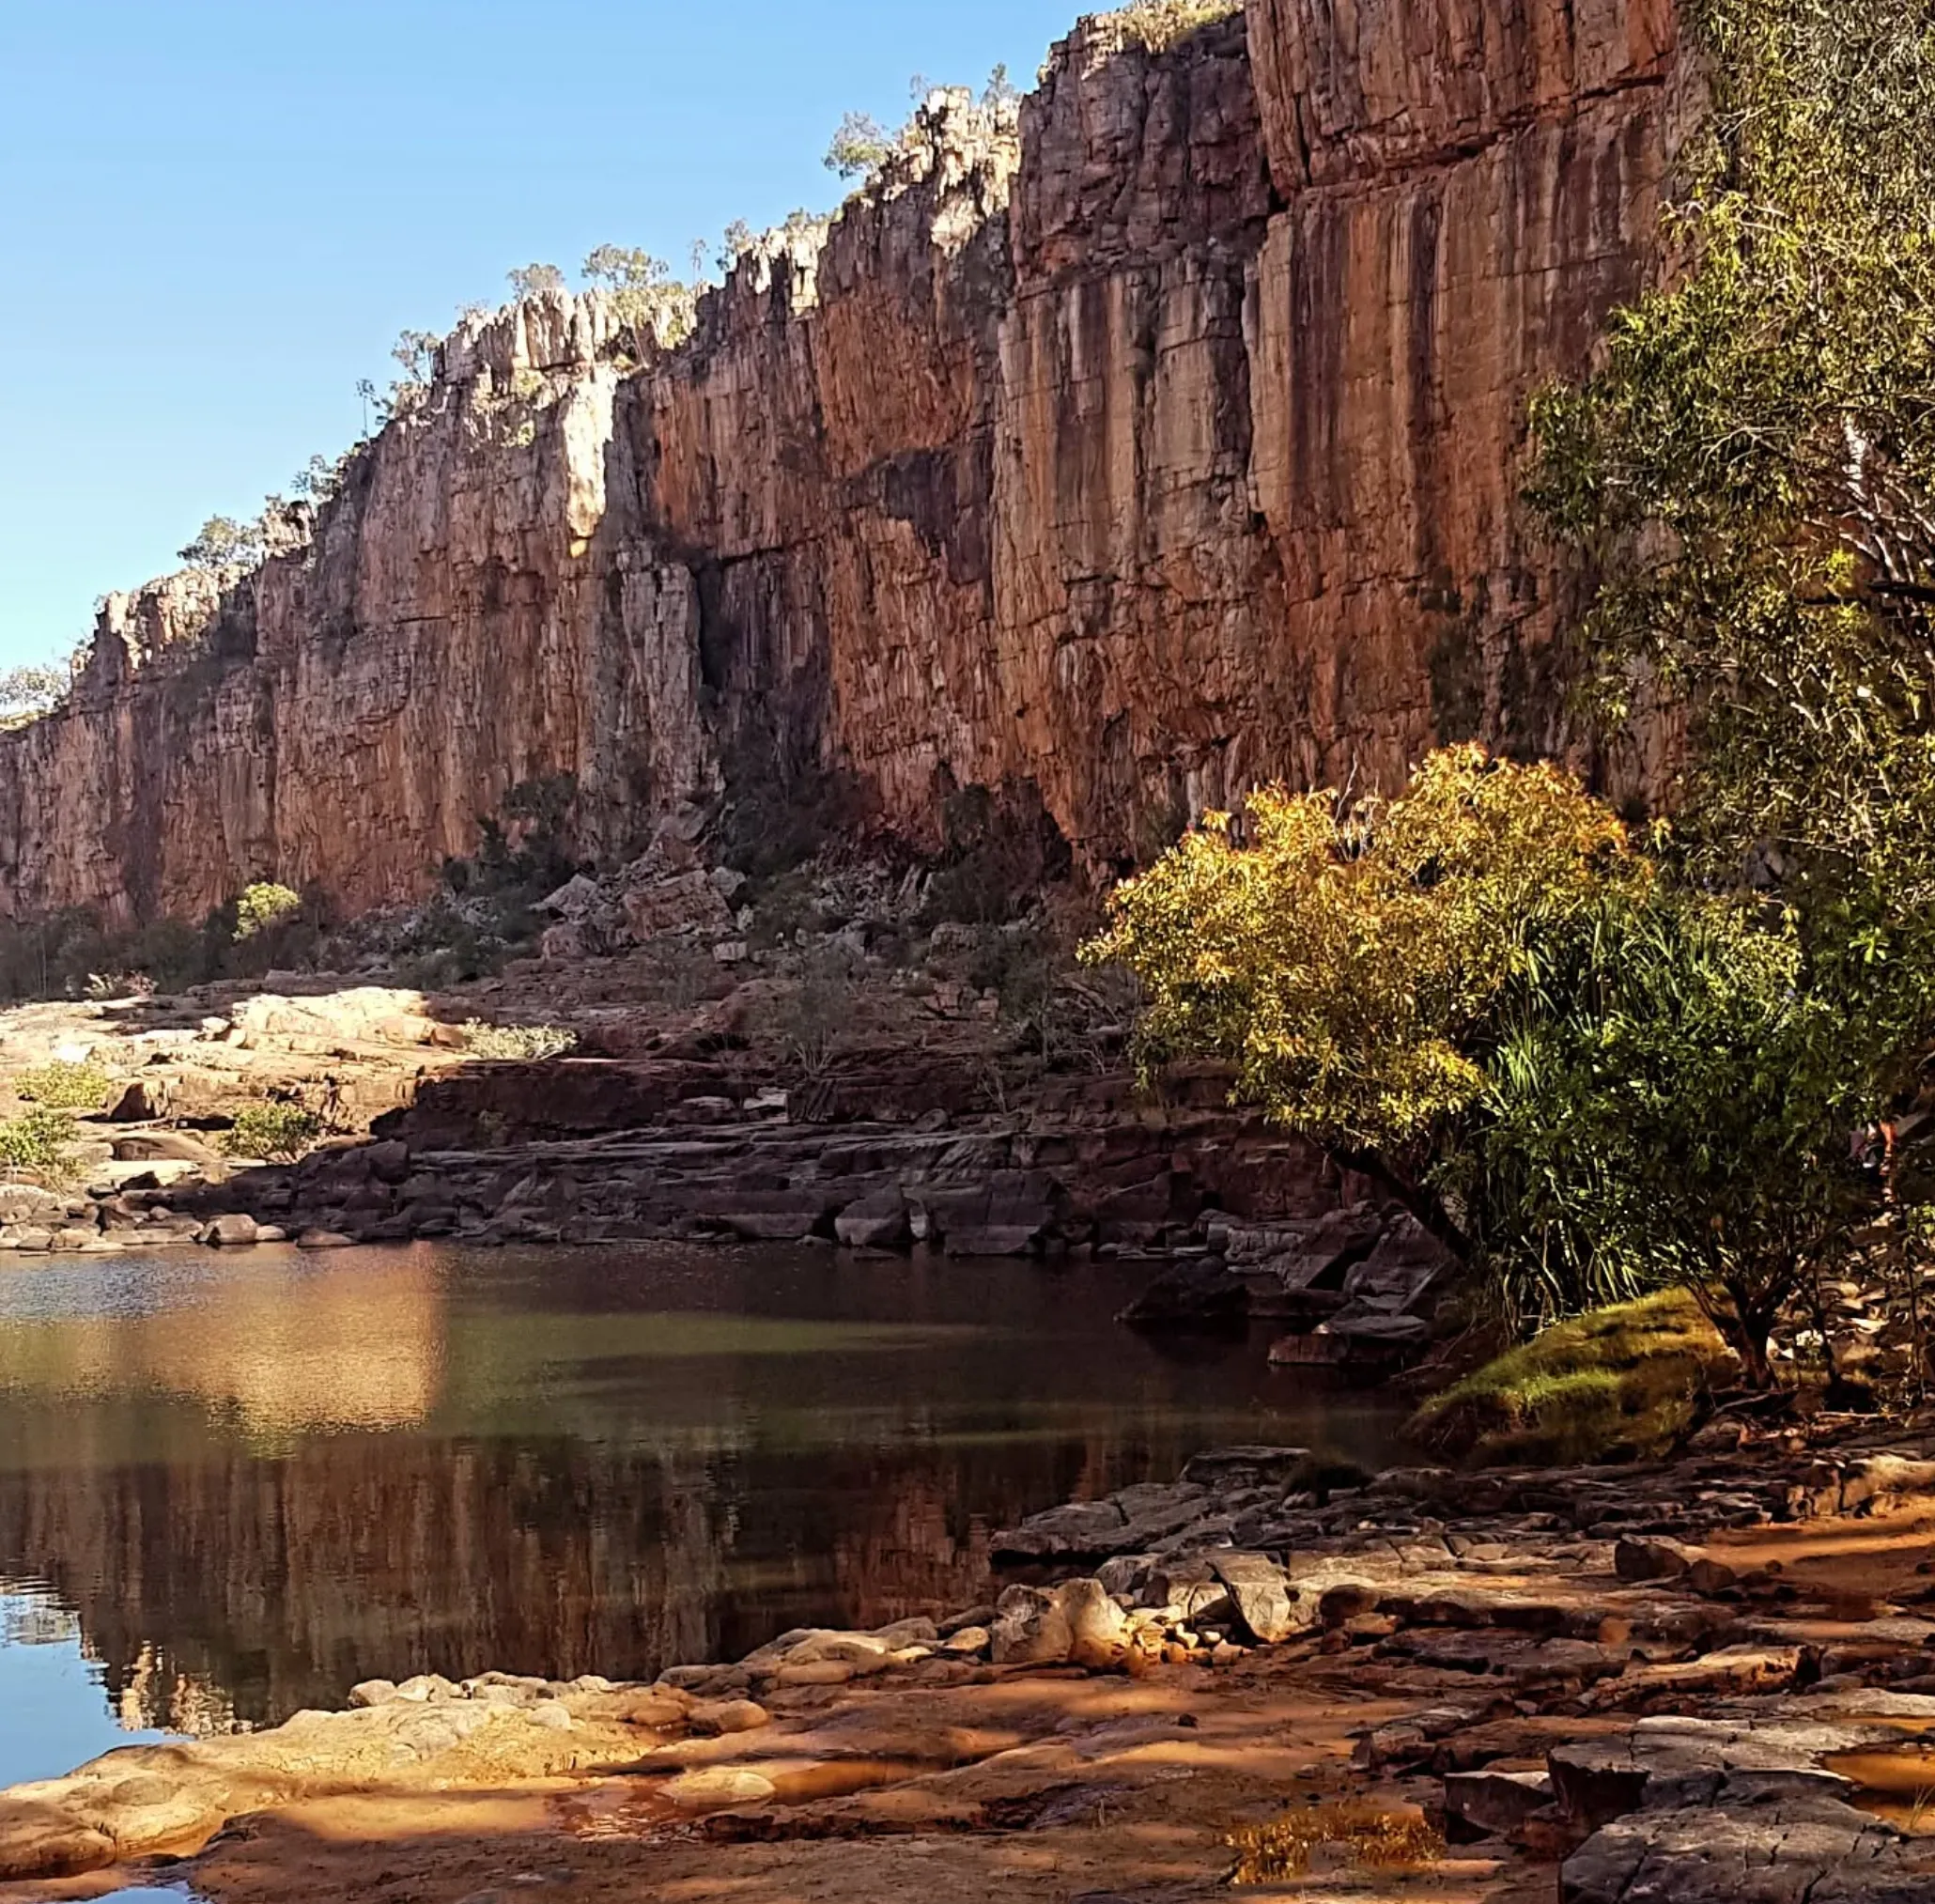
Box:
[0,0,1688,926]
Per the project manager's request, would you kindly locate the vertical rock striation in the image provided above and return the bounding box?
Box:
[0,0,1686,926]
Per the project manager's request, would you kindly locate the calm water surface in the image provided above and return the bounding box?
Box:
[0,1242,1406,1788]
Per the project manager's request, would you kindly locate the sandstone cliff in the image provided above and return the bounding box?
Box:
[0,0,1685,926]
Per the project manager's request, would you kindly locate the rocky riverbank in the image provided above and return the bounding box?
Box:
[0,949,1461,1365]
[6,1415,1935,1901]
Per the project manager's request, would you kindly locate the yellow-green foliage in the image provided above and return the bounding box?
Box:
[12,1060,113,1111]
[221,1102,323,1162]
[1410,1291,1736,1467]
[1230,1803,1446,1884]
[1115,0,1241,51]
[0,1108,76,1176]
[234,882,302,942]
[460,1020,578,1060]
[1083,745,1646,1160]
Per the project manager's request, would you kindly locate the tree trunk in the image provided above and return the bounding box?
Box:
[1326,1144,1473,1262]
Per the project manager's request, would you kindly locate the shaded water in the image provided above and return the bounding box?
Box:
[0,1241,1406,1788]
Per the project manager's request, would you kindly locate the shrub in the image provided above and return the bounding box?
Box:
[12,1060,113,1112]
[460,1021,577,1060]
[1229,1804,1445,1884]
[0,1109,77,1176]
[1116,0,1241,51]
[760,947,860,1081]
[220,1102,324,1162]
[1409,1292,1736,1467]
[234,883,302,941]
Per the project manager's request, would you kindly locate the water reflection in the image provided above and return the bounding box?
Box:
[0,1242,1406,1775]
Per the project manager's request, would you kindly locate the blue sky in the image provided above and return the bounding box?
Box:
[0,0,1079,669]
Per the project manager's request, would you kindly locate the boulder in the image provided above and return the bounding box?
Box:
[111,1129,223,1166]
[717,1190,843,1243]
[1059,1578,1131,1668]
[990,1585,1074,1666]
[991,1499,1127,1560]
[1181,1446,1312,1489]
[1118,1258,1248,1327]
[1443,1768,1556,1838]
[1211,1553,1300,1644]
[835,1191,911,1250]
[201,1214,260,1247]
[1615,1537,1698,1584]
[106,1080,162,1122]
[620,871,733,940]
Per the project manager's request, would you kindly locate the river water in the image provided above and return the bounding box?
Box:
[0,1241,1405,1789]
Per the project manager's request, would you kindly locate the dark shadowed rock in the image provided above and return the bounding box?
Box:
[1118,1258,1248,1328]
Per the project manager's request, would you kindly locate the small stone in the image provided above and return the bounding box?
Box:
[297,1230,356,1248]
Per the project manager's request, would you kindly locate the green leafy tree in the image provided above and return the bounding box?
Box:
[178,515,265,570]
[1089,747,1929,1384]
[1469,893,1898,1382]
[1527,0,1935,916]
[0,659,76,727]
[581,245,697,354]
[506,262,566,300]
[1083,746,1647,1253]
[824,110,893,179]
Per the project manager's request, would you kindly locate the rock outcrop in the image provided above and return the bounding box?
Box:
[0,0,1687,927]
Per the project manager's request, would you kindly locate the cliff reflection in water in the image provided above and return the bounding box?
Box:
[0,1244,1404,1733]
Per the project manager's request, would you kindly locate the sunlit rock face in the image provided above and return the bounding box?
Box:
[0,1,1687,925]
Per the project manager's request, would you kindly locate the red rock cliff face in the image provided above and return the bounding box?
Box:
[0,0,1685,925]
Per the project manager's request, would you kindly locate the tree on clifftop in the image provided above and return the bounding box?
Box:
[505,262,566,300]
[178,515,264,571]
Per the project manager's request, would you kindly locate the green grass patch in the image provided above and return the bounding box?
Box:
[1408,1290,1736,1467]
